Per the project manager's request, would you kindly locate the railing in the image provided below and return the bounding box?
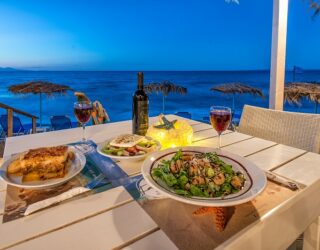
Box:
[0,103,37,137]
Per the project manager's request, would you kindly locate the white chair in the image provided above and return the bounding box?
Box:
[238,105,320,153]
[239,105,320,250]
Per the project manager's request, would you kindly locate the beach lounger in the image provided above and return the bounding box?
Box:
[175,112,192,119]
[201,116,210,124]
[0,114,29,137]
[50,115,72,131]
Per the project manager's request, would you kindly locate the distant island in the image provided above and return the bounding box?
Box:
[0,67,27,72]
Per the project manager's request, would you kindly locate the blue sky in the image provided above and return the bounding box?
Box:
[0,0,319,70]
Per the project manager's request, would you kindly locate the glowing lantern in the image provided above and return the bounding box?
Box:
[146,115,193,149]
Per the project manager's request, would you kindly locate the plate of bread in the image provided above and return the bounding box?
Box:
[0,145,86,189]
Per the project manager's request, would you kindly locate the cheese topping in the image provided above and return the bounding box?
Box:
[109,134,144,148]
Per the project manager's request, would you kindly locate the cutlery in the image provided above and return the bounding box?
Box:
[265,171,300,191]
[24,173,109,216]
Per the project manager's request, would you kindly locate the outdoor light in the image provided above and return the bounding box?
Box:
[146,115,193,149]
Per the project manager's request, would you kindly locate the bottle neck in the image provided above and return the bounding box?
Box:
[137,72,144,90]
[137,83,143,90]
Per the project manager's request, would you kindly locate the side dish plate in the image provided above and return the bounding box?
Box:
[97,136,161,161]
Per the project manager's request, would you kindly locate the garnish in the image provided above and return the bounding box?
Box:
[154,114,177,130]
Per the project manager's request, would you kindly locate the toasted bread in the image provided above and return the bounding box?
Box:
[20,146,69,173]
[22,172,41,182]
[7,159,22,175]
[7,146,74,182]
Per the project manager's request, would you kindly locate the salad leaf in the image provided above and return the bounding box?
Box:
[178,175,188,189]
[175,189,191,196]
[162,173,177,187]
[159,160,171,173]
[177,169,188,178]
[172,150,183,161]
[221,183,232,194]
[203,190,210,198]
[190,185,205,197]
[225,173,232,183]
[152,168,163,178]
[221,164,234,175]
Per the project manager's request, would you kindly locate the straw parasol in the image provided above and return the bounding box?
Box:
[8,80,73,126]
[309,0,320,18]
[284,82,320,113]
[144,81,187,113]
[210,82,264,111]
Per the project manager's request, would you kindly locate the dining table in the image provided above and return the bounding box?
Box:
[0,114,320,250]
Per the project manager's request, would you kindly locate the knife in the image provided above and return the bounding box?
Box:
[24,174,109,216]
[265,171,300,191]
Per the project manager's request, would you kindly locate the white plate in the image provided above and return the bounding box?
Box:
[97,136,161,161]
[141,146,267,207]
[0,146,86,189]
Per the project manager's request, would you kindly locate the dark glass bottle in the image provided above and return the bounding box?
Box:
[132,72,149,135]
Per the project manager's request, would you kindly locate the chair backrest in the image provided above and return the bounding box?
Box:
[50,116,72,131]
[238,105,320,153]
[175,112,192,119]
[0,114,25,134]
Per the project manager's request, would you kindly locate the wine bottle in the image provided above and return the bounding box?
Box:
[132,72,149,135]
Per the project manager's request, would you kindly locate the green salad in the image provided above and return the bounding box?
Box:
[102,139,158,157]
[151,150,245,198]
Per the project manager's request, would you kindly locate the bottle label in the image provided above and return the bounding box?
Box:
[136,100,149,135]
[132,100,149,135]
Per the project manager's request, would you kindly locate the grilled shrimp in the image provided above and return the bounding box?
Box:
[231,176,243,189]
[192,176,205,185]
[170,161,180,174]
[189,165,199,176]
[182,155,193,161]
[213,173,225,185]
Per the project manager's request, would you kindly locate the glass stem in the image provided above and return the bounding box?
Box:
[82,124,86,142]
[218,133,221,149]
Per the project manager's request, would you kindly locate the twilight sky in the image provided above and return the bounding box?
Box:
[0,0,319,70]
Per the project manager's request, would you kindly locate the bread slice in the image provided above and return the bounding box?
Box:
[19,146,69,174]
[22,172,41,182]
[7,159,22,175]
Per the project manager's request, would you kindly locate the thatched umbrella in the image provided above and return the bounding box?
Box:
[284,82,320,113]
[309,0,320,18]
[9,80,73,126]
[144,81,187,113]
[210,82,264,111]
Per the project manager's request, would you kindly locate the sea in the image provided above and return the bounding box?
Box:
[0,70,319,126]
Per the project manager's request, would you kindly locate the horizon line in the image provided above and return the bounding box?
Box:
[2,68,320,72]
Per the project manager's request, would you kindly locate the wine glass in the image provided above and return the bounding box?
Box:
[74,101,93,142]
[210,106,232,149]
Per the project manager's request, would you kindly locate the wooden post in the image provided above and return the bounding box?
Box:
[269,0,289,110]
[7,109,13,137]
[32,117,37,134]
